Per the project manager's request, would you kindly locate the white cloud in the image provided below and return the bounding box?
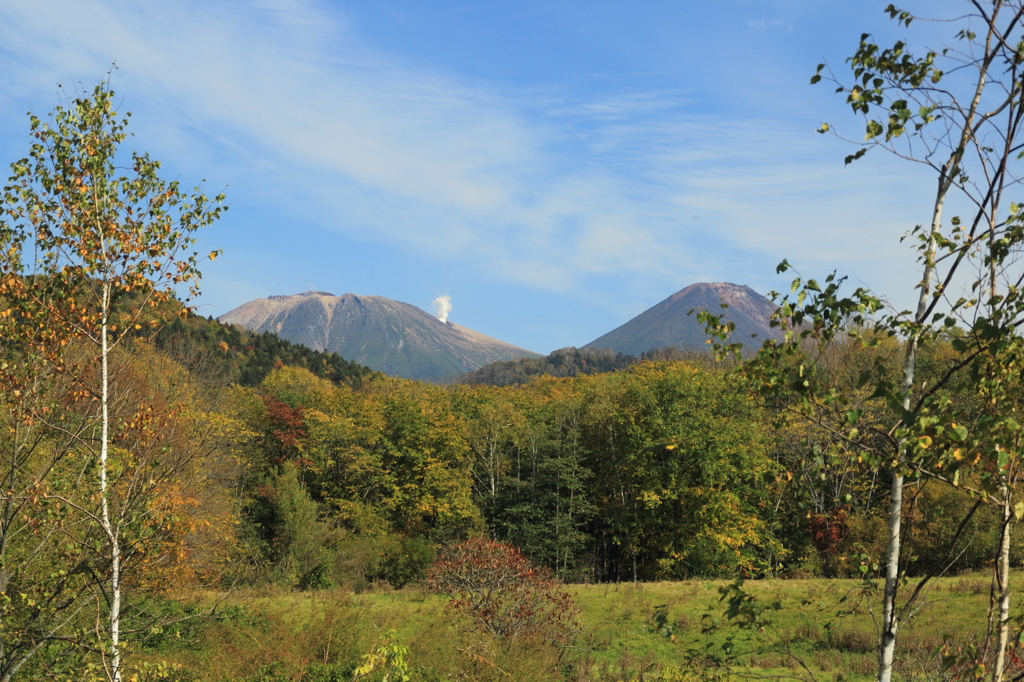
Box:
[0,0,933,316]
[747,18,788,30]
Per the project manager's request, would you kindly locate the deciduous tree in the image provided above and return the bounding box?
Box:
[0,79,225,681]
[703,4,1024,679]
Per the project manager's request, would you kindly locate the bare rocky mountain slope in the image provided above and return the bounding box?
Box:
[219,291,540,382]
[583,282,783,357]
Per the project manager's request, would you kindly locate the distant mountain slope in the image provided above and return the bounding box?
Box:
[151,312,377,389]
[457,346,717,387]
[583,282,782,357]
[219,291,541,382]
[457,347,635,386]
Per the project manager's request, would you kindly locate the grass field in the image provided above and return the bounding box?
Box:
[146,573,1018,681]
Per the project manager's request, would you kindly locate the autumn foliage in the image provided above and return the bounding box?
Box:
[260,393,308,465]
[808,506,849,559]
[428,537,581,646]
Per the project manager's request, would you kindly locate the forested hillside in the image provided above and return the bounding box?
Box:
[11,322,1008,593]
[231,335,1016,587]
[457,345,717,386]
[4,289,1017,676]
[151,312,377,388]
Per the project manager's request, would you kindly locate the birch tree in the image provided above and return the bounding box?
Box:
[0,81,225,681]
[817,5,1024,679]
[702,3,1024,680]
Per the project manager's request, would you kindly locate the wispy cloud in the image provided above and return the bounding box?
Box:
[0,0,928,319]
[543,91,692,121]
[747,18,790,30]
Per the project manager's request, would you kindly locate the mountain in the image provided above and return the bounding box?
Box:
[583,282,783,357]
[218,291,541,382]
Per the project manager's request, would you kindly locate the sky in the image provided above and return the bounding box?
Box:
[0,1,969,354]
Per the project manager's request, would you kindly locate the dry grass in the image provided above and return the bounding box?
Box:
[141,572,1023,681]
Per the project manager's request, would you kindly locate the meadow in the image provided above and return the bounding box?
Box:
[146,573,1013,682]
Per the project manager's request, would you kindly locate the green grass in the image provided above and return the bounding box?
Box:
[570,576,999,681]
[143,574,1016,681]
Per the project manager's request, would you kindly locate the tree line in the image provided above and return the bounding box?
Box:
[454,345,714,387]
[3,300,1013,677]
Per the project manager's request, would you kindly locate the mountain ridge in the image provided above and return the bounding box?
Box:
[219,291,540,382]
[583,282,782,356]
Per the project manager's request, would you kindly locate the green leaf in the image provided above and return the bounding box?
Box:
[844,148,868,165]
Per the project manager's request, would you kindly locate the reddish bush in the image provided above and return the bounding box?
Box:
[427,538,581,645]
[809,506,850,558]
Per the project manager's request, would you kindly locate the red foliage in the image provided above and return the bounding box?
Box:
[255,484,275,500]
[808,506,849,558]
[428,538,580,645]
[261,394,308,464]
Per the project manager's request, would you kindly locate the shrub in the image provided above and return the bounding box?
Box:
[427,538,581,646]
[375,536,437,589]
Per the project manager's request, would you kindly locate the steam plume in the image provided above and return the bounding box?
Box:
[432,295,452,323]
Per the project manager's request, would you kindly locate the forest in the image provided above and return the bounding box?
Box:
[2,299,1018,680]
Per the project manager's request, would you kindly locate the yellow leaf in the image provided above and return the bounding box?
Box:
[919,435,932,449]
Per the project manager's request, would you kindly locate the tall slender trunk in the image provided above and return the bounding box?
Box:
[877,173,948,682]
[988,199,1013,682]
[489,440,498,497]
[98,282,121,682]
[875,36,993,670]
[566,485,575,574]
[992,481,1013,681]
[877,470,905,680]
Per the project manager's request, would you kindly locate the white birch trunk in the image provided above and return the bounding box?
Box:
[877,171,947,682]
[98,282,122,682]
[877,470,904,681]
[992,482,1012,681]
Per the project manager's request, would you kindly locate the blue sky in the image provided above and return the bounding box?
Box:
[0,1,962,354]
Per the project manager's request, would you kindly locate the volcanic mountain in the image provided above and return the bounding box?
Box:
[583,282,783,356]
[218,291,541,382]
